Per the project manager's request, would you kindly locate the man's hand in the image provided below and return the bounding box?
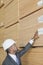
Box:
[33,31,39,41]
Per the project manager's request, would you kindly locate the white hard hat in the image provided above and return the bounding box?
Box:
[2,39,16,50]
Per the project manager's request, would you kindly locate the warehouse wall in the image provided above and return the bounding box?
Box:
[0,0,43,65]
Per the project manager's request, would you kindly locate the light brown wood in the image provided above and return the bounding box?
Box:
[19,9,43,46]
[21,48,43,65]
[3,23,20,47]
[4,0,17,7]
[4,2,18,27]
[20,9,43,29]
[0,0,18,27]
[0,29,5,47]
[0,48,6,65]
[19,0,43,18]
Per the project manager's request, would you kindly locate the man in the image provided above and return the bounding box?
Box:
[2,31,39,65]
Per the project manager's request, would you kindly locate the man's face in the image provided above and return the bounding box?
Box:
[9,44,18,54]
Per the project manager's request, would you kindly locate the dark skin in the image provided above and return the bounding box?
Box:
[33,31,39,41]
[8,31,39,55]
[8,44,18,54]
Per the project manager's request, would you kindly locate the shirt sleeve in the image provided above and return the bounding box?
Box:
[29,39,34,45]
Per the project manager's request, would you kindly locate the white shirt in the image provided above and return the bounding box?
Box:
[29,39,34,45]
[9,54,17,62]
[9,54,19,65]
